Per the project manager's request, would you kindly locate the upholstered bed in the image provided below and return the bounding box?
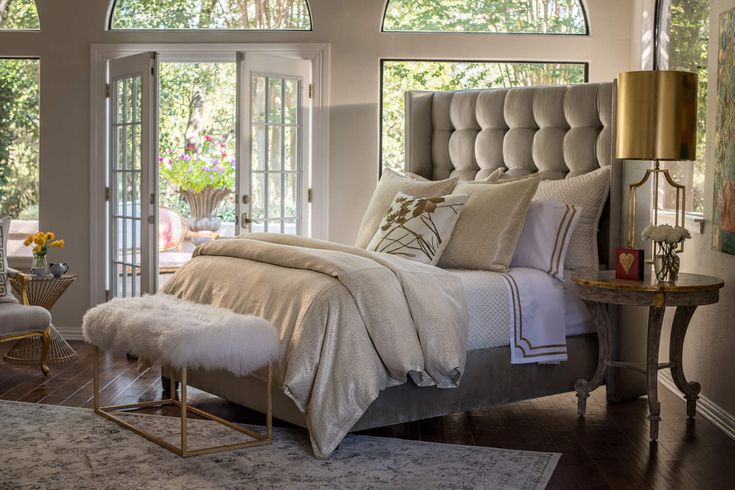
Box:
[164,82,630,458]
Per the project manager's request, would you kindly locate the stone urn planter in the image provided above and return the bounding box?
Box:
[180,187,230,242]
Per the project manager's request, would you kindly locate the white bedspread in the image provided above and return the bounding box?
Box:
[449,268,569,363]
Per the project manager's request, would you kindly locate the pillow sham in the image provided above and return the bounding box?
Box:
[367,192,469,265]
[534,167,610,271]
[438,176,540,271]
[0,217,18,304]
[355,169,458,248]
[510,199,582,281]
[488,167,611,271]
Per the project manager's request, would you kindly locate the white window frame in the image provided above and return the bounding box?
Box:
[89,43,330,307]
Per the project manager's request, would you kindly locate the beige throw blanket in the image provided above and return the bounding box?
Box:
[162,233,468,458]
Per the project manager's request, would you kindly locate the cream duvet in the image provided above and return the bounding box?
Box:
[161,233,468,458]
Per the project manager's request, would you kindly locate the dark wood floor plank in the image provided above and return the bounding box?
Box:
[2,341,735,489]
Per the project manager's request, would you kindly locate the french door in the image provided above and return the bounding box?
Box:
[105,50,311,297]
[106,52,159,298]
[237,53,311,235]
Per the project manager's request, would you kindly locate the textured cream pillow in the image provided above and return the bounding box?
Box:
[438,176,540,271]
[367,192,469,265]
[355,169,458,248]
[534,167,611,271]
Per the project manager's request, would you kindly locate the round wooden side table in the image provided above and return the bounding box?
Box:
[573,270,723,441]
[4,272,80,367]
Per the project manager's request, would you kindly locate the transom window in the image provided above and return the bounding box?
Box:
[0,0,40,30]
[109,0,312,30]
[382,0,588,35]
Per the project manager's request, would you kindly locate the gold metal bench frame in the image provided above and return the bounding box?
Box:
[93,347,273,457]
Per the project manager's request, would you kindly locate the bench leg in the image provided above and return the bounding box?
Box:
[161,374,180,397]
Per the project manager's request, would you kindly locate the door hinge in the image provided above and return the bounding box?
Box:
[307,188,313,203]
[105,289,111,301]
[308,83,313,99]
[104,186,110,201]
[105,83,110,99]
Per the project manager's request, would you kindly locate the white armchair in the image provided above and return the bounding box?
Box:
[0,269,52,375]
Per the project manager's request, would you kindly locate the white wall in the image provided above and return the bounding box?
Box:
[0,0,639,333]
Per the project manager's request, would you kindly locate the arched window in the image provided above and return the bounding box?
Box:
[382,0,588,35]
[109,0,312,30]
[0,0,40,30]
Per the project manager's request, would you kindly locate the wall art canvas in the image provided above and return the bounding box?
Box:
[713,7,735,254]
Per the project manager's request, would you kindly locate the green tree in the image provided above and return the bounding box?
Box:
[0,0,40,30]
[0,59,39,219]
[111,0,310,30]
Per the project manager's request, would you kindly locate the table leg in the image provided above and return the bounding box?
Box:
[576,301,611,417]
[647,306,666,441]
[669,306,700,418]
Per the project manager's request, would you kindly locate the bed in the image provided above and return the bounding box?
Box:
[162,82,634,458]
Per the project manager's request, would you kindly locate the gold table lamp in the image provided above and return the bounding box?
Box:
[616,70,698,249]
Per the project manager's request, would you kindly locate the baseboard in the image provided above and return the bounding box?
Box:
[54,325,84,342]
[659,371,735,441]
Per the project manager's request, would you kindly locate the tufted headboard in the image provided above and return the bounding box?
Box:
[404,83,622,269]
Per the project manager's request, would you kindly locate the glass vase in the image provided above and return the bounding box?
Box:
[654,247,680,283]
[31,253,50,277]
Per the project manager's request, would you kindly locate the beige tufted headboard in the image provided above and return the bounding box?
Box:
[404,83,622,269]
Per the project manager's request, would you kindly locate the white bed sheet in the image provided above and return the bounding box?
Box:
[449,268,594,352]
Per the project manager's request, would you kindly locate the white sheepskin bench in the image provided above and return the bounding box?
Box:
[82,293,280,376]
[82,293,279,457]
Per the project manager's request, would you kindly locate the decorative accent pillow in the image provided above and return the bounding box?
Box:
[355,169,459,248]
[438,176,540,271]
[367,192,469,265]
[0,217,18,304]
[534,167,610,271]
[511,199,582,281]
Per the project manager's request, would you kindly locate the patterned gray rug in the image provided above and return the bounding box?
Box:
[0,401,559,489]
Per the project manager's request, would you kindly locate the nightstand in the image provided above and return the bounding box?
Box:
[573,270,724,441]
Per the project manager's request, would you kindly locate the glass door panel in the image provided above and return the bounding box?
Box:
[107,52,158,298]
[238,53,311,236]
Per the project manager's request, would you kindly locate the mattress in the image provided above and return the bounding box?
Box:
[449,268,595,352]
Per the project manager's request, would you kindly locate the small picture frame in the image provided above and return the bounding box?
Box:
[615,247,645,281]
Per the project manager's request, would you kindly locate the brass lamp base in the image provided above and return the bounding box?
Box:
[628,160,687,252]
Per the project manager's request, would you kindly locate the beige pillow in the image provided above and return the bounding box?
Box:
[367,192,469,265]
[534,167,611,271]
[438,176,540,271]
[355,169,458,248]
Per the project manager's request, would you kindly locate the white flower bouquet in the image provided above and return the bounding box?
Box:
[641,224,691,282]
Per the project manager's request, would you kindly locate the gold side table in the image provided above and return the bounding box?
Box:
[573,270,723,441]
[4,272,79,367]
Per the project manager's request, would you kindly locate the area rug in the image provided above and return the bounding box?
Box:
[0,401,559,489]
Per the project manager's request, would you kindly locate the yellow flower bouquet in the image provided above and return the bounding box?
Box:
[23,231,65,276]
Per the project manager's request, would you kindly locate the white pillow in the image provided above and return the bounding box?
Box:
[511,199,582,281]
[367,192,469,265]
[355,169,459,248]
[0,217,18,304]
[534,167,611,271]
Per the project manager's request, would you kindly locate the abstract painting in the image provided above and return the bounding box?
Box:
[713,7,735,254]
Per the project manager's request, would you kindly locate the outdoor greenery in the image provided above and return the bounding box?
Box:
[158,62,237,221]
[382,61,586,172]
[0,59,39,220]
[0,0,39,30]
[111,0,311,30]
[662,0,710,213]
[383,0,586,34]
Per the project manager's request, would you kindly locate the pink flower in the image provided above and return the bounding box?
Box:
[187,144,195,151]
[205,135,213,142]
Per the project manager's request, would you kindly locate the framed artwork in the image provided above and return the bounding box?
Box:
[713,7,735,254]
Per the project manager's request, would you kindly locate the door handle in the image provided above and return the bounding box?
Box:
[241,213,259,228]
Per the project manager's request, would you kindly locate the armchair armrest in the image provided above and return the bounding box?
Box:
[6,268,29,305]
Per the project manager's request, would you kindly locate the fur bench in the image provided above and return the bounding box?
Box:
[82,293,280,457]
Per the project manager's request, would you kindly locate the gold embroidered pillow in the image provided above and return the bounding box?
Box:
[367,192,469,265]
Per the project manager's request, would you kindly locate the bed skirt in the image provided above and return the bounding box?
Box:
[184,334,602,432]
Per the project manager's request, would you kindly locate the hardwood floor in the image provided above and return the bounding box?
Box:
[2,341,735,489]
